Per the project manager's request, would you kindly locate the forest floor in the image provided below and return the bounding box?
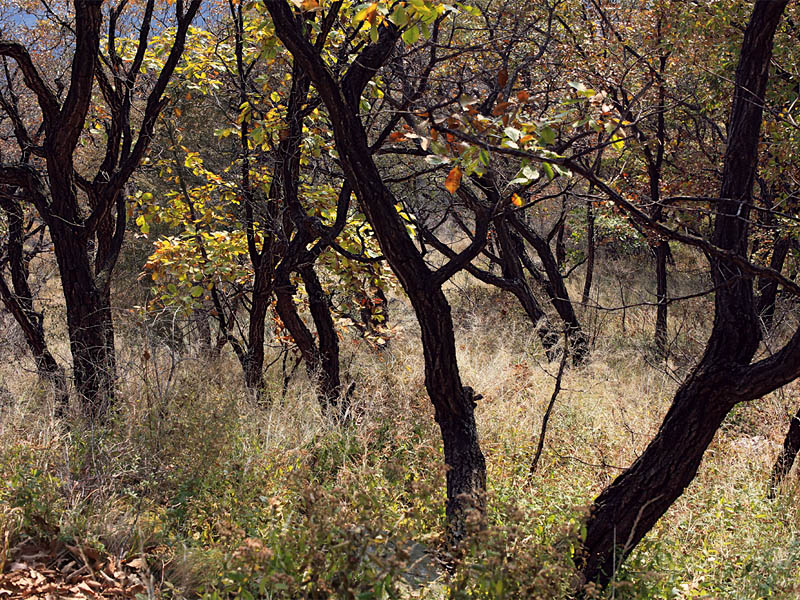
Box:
[1,254,800,598]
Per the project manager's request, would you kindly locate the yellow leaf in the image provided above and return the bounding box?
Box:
[445,167,462,194]
[356,2,379,25]
[512,194,524,207]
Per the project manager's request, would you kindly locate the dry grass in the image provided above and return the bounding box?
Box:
[1,251,800,598]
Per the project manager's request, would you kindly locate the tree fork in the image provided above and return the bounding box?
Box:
[576,0,791,588]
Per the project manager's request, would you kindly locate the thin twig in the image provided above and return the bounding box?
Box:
[529,329,569,477]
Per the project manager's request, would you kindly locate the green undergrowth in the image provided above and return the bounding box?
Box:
[2,281,800,598]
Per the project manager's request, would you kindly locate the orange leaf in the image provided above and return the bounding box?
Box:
[511,194,524,207]
[364,2,378,24]
[388,131,406,142]
[290,0,319,10]
[445,167,462,194]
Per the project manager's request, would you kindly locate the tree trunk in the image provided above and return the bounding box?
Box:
[768,407,800,499]
[579,371,736,585]
[273,261,343,415]
[0,272,68,412]
[756,236,791,331]
[0,198,69,412]
[51,221,116,420]
[263,0,487,536]
[555,216,566,270]
[299,264,343,413]
[244,265,272,395]
[655,240,669,355]
[512,217,589,362]
[496,221,560,353]
[576,0,788,588]
[413,286,486,538]
[582,201,595,305]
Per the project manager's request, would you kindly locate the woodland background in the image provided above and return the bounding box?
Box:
[1,0,800,597]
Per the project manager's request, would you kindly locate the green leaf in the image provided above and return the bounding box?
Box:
[539,126,556,146]
[389,5,408,26]
[402,25,420,45]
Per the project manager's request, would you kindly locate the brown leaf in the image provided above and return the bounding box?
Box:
[76,580,97,595]
[497,68,508,88]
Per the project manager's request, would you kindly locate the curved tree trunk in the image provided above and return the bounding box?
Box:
[0,196,69,412]
[576,1,789,587]
[496,221,560,352]
[273,258,344,416]
[421,215,559,355]
[511,216,589,362]
[263,0,487,536]
[412,286,486,536]
[0,261,69,412]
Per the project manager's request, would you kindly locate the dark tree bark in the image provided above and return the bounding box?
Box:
[273,267,336,408]
[768,407,800,498]
[756,235,791,331]
[244,264,273,392]
[555,214,567,270]
[510,214,589,362]
[576,1,792,588]
[232,13,345,403]
[230,0,282,396]
[299,265,342,407]
[496,223,560,352]
[420,208,560,355]
[0,0,202,418]
[582,201,595,305]
[264,0,487,535]
[273,237,344,416]
[646,33,669,356]
[0,195,68,411]
[654,239,669,353]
